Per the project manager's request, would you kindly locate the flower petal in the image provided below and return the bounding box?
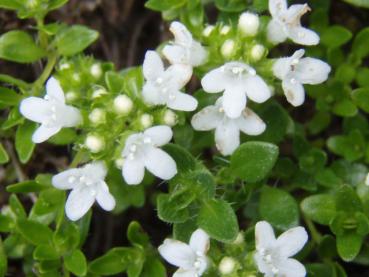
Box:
[167,91,198,112]
[143,50,164,81]
[191,105,222,131]
[144,147,177,180]
[65,187,95,221]
[222,85,246,119]
[52,168,80,190]
[288,26,320,46]
[276,226,308,257]
[189,41,208,66]
[96,182,116,211]
[272,58,291,80]
[237,108,266,136]
[295,58,331,84]
[83,161,107,181]
[278,258,306,277]
[144,125,173,146]
[163,45,188,65]
[214,120,240,155]
[59,106,82,127]
[282,78,305,106]
[46,77,65,103]
[19,97,50,123]
[169,21,193,46]
[32,124,61,143]
[244,75,271,104]
[267,19,287,44]
[173,268,198,277]
[166,64,193,88]
[122,157,145,185]
[142,82,164,106]
[269,0,287,16]
[158,239,195,269]
[201,67,227,93]
[189,229,210,254]
[255,221,276,250]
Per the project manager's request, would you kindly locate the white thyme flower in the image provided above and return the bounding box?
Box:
[191,97,266,155]
[19,77,82,143]
[267,0,319,45]
[238,12,260,37]
[121,125,177,185]
[142,50,198,111]
[159,228,210,277]
[254,221,308,277]
[201,62,271,119]
[273,49,331,106]
[163,21,208,67]
[52,162,115,221]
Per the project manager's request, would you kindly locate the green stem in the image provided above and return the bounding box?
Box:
[0,74,30,90]
[63,264,70,277]
[32,53,58,94]
[303,215,322,244]
[69,150,85,168]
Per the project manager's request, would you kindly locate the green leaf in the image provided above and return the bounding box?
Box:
[48,128,77,145]
[105,71,124,93]
[352,27,369,59]
[15,121,36,163]
[9,194,26,219]
[127,221,149,247]
[162,143,197,172]
[0,238,7,277]
[197,198,239,242]
[33,245,59,261]
[0,0,22,10]
[145,0,187,11]
[48,0,69,11]
[7,180,49,193]
[0,143,9,164]
[343,0,369,8]
[157,194,189,223]
[141,258,166,277]
[327,130,365,162]
[0,87,21,106]
[0,30,46,63]
[121,67,144,99]
[0,215,14,232]
[55,25,99,56]
[301,194,336,225]
[335,185,362,213]
[214,0,247,12]
[337,232,363,261]
[53,222,80,254]
[89,247,139,275]
[230,142,279,183]
[299,148,327,174]
[321,26,352,48]
[333,99,358,117]
[16,219,53,245]
[260,186,299,230]
[64,249,87,276]
[352,88,369,113]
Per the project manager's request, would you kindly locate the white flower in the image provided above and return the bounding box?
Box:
[142,51,198,111]
[201,62,271,119]
[114,95,133,115]
[163,21,208,67]
[191,97,266,155]
[121,125,177,185]
[238,12,260,37]
[159,228,210,277]
[254,221,308,277]
[52,162,115,221]
[273,49,331,106]
[19,77,82,143]
[267,0,319,45]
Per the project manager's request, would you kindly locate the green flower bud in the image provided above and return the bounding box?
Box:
[221,39,236,59]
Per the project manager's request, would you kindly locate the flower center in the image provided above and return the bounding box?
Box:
[259,247,280,275]
[127,136,153,160]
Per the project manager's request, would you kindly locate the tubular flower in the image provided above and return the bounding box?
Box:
[273,49,331,106]
[267,0,320,45]
[191,97,266,155]
[201,62,271,119]
[19,77,82,143]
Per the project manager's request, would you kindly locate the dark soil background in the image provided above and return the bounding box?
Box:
[1,0,369,276]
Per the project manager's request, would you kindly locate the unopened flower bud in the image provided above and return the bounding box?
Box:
[232,232,244,244]
[219,257,236,275]
[85,135,105,153]
[140,113,153,129]
[114,95,133,115]
[89,108,105,125]
[238,12,260,37]
[220,25,231,35]
[365,172,369,186]
[250,44,266,62]
[72,73,81,83]
[90,63,102,78]
[92,88,108,98]
[163,110,177,126]
[203,25,215,37]
[221,39,236,58]
[59,62,71,70]
[65,91,77,102]
[115,158,124,169]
